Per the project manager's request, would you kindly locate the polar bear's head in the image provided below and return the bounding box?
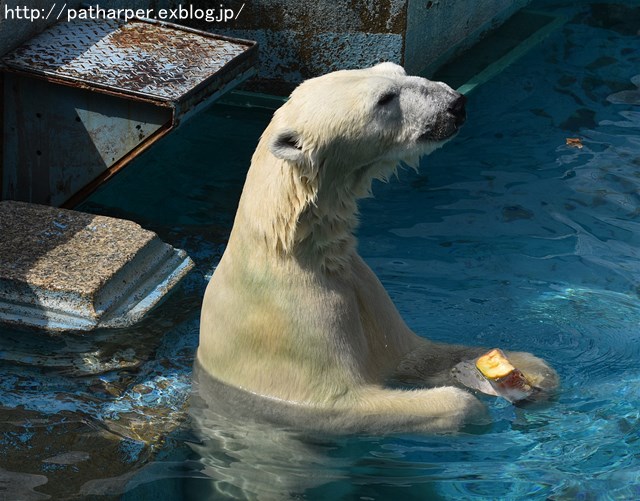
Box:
[266,62,466,192]
[244,63,466,267]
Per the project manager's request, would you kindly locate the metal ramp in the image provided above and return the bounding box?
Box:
[1,16,257,207]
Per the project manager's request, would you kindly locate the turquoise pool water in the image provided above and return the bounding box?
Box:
[2,0,640,498]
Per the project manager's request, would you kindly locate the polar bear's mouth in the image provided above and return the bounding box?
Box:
[419,93,467,143]
[419,124,459,143]
[449,93,467,125]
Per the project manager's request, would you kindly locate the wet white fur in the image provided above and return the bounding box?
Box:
[198,63,557,434]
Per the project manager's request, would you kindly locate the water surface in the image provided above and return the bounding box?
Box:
[2,0,640,499]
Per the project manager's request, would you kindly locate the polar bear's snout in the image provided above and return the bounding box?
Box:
[448,93,467,127]
[416,87,467,144]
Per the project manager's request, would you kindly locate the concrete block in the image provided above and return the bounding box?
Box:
[0,201,194,331]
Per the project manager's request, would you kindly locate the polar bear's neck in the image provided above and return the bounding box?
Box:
[235,146,396,274]
[293,184,360,273]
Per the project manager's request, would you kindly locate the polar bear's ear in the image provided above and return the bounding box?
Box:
[270,129,304,162]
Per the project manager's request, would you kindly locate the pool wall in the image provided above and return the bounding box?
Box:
[0,1,531,206]
[213,0,532,92]
[0,1,532,86]
[406,0,531,77]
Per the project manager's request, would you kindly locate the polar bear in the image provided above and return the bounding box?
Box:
[198,62,557,433]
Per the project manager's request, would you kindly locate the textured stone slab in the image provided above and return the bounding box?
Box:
[0,201,194,331]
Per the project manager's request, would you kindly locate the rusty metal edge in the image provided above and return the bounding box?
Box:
[1,66,175,110]
[127,17,260,106]
[132,15,258,48]
[173,58,258,126]
[175,67,256,127]
[60,64,257,207]
[1,17,259,106]
[1,38,258,126]
[60,120,174,209]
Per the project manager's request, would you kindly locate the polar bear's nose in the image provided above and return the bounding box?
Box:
[448,93,467,127]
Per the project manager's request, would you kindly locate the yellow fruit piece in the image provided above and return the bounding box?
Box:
[475,348,515,380]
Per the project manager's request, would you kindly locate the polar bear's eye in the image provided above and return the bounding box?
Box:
[377,92,398,106]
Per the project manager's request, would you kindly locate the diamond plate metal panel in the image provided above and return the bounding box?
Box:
[1,16,257,207]
[2,17,256,103]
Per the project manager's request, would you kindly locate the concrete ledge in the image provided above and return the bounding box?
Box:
[0,201,194,331]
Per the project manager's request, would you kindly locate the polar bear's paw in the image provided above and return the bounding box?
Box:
[349,385,487,433]
[504,351,559,393]
[422,386,489,430]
